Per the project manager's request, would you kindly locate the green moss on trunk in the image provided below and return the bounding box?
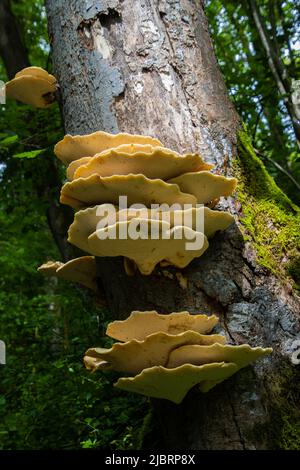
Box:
[236,127,300,287]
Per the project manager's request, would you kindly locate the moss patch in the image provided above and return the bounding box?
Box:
[236,127,300,284]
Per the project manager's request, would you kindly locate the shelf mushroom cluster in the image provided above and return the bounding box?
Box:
[5,66,57,108]
[84,310,272,404]
[50,130,237,276]
[6,66,272,401]
[38,256,98,291]
[5,67,238,277]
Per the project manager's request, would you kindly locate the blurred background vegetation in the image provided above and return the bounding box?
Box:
[208,0,300,202]
[0,0,299,449]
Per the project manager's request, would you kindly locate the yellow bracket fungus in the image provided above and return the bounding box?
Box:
[87,219,209,275]
[44,129,271,404]
[66,143,165,180]
[113,343,271,401]
[38,256,97,291]
[37,260,63,276]
[166,206,234,238]
[166,343,272,393]
[168,171,238,204]
[6,66,57,108]
[71,145,213,181]
[106,311,219,342]
[68,204,119,253]
[15,66,56,83]
[66,145,156,181]
[84,330,226,375]
[54,131,163,165]
[68,204,234,254]
[115,362,238,404]
[60,174,197,210]
[166,343,272,369]
[13,119,271,404]
[67,157,91,180]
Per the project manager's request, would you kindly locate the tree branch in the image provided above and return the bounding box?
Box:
[254,147,300,192]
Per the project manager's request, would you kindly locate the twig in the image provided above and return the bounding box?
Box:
[254,147,300,192]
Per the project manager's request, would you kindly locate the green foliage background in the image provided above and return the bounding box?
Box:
[0,101,147,451]
[0,0,299,450]
[206,0,300,204]
[0,0,146,450]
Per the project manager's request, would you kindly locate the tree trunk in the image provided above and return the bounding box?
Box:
[0,0,30,79]
[45,0,300,450]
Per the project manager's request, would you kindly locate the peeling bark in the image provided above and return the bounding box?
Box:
[45,0,300,449]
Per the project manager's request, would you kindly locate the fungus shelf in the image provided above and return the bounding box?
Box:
[84,310,272,404]
[5,66,57,108]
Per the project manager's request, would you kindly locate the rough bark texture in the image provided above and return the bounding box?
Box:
[45,0,300,449]
[0,0,30,79]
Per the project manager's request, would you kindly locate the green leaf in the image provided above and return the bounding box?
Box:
[13,149,45,159]
[0,135,19,146]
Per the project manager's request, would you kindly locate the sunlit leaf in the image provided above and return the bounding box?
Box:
[13,149,45,159]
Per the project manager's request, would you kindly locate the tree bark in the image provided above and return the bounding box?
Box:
[45,0,300,450]
[0,0,30,79]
